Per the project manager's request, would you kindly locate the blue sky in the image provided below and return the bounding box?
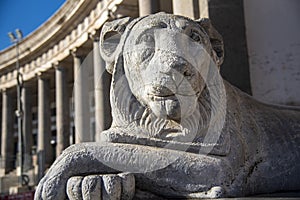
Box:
[0,0,65,51]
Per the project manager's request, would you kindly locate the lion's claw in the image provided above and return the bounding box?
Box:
[82,175,102,199]
[66,173,135,200]
[67,176,84,199]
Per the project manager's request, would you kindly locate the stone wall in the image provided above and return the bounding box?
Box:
[244,0,300,105]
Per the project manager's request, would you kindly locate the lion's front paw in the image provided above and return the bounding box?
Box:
[66,173,135,200]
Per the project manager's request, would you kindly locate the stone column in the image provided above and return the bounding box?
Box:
[173,0,196,19]
[22,84,33,171]
[72,49,91,143]
[37,73,53,180]
[159,0,173,14]
[203,0,251,94]
[139,0,159,16]
[90,32,112,141]
[55,64,70,156]
[0,89,14,175]
[198,0,209,18]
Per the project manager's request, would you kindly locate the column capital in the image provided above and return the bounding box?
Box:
[1,87,7,93]
[107,7,118,20]
[70,48,78,58]
[88,30,100,42]
[70,48,86,58]
[52,61,60,69]
[52,62,66,72]
[22,80,33,88]
[52,61,70,71]
[35,70,50,79]
[35,71,43,78]
[1,87,14,94]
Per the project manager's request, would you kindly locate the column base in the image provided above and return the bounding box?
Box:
[9,185,30,195]
[0,168,6,176]
[16,166,21,176]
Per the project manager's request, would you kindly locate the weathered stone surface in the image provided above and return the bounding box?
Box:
[119,173,135,200]
[102,175,121,200]
[35,13,300,199]
[82,175,102,200]
[67,176,84,200]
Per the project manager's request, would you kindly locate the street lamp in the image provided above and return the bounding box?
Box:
[8,29,24,187]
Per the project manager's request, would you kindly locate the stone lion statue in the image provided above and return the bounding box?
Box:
[35,13,300,199]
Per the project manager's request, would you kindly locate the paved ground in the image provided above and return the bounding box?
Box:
[134,190,300,200]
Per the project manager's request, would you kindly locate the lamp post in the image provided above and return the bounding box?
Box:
[8,29,24,186]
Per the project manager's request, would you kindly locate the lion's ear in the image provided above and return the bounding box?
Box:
[100,17,133,74]
[197,18,224,67]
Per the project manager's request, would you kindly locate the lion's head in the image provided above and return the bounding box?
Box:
[99,13,227,154]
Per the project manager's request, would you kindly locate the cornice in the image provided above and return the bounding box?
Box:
[0,1,76,65]
[0,0,138,89]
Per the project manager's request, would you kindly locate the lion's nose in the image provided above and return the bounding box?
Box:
[171,61,191,76]
[164,59,193,78]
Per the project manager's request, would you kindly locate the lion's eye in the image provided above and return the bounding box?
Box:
[137,33,155,44]
[141,48,154,62]
[190,30,201,43]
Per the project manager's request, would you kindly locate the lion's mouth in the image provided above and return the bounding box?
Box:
[147,86,198,101]
[148,94,176,101]
[147,86,177,101]
[147,85,176,99]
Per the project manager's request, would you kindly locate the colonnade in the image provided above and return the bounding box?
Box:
[0,36,109,180]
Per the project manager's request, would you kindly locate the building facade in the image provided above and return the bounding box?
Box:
[0,0,299,194]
